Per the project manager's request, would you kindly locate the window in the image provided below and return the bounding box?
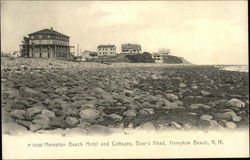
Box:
[31,35,34,39]
[48,35,50,38]
[38,35,42,39]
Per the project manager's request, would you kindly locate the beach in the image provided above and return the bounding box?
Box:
[1,57,249,136]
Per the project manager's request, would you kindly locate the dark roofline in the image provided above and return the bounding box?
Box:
[29,28,70,38]
[97,45,116,48]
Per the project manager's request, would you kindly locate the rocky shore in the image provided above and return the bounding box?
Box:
[1,57,249,136]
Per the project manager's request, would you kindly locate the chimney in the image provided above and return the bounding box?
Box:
[51,27,53,30]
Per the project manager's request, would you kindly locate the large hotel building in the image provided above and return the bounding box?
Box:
[20,28,74,58]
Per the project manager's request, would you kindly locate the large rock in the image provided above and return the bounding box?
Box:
[29,124,43,132]
[41,109,56,119]
[179,83,187,88]
[26,107,42,119]
[225,122,237,129]
[200,115,213,121]
[108,114,123,120]
[208,120,223,129]
[227,99,245,108]
[11,110,26,119]
[79,109,100,121]
[200,90,210,96]
[165,94,178,102]
[62,108,78,117]
[188,103,211,110]
[216,111,241,122]
[94,88,115,103]
[50,117,67,128]
[123,110,137,118]
[65,116,79,127]
[16,120,32,128]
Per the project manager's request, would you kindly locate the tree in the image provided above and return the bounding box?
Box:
[20,36,29,57]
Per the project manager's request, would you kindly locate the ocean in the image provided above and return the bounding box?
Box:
[215,65,249,72]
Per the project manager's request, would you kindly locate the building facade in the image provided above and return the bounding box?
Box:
[152,52,169,63]
[20,28,74,59]
[97,45,116,56]
[121,43,141,54]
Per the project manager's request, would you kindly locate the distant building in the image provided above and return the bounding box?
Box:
[12,51,21,57]
[158,48,170,55]
[152,48,170,63]
[97,45,116,56]
[121,43,141,54]
[20,28,74,59]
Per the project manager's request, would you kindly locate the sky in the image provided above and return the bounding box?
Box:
[1,0,248,65]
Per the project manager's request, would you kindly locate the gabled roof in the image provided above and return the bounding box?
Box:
[29,28,69,37]
[121,43,141,50]
[97,45,116,48]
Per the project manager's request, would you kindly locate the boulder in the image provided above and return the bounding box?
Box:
[33,114,50,121]
[143,108,155,114]
[16,120,32,128]
[62,108,78,117]
[225,122,237,129]
[65,116,79,127]
[191,85,198,90]
[208,120,223,129]
[26,107,42,119]
[41,109,56,119]
[138,109,149,115]
[23,87,40,96]
[108,114,123,120]
[216,111,241,122]
[188,104,211,110]
[50,117,67,128]
[29,124,43,132]
[79,109,100,121]
[200,115,213,121]
[227,99,245,108]
[11,109,26,119]
[123,110,137,118]
[165,94,178,102]
[200,90,210,96]
[179,83,187,88]
[32,118,50,129]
